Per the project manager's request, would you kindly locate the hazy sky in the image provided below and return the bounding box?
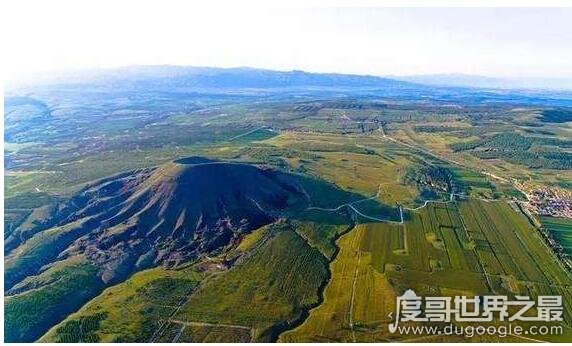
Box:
[3,1,572,81]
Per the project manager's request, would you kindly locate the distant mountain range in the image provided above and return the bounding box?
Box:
[10,66,416,90]
[7,66,572,109]
[392,73,572,91]
[10,66,572,91]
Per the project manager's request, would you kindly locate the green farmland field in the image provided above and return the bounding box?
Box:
[541,216,572,255]
[281,200,572,342]
[171,222,330,342]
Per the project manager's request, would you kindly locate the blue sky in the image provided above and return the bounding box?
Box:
[4,2,572,80]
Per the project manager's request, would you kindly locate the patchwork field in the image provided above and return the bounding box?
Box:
[281,199,572,342]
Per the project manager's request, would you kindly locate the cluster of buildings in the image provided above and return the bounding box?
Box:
[527,187,572,219]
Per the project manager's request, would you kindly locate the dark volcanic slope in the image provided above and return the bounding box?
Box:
[5,158,395,342]
[5,158,316,289]
[3,158,316,342]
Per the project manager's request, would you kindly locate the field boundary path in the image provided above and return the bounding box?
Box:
[169,319,251,331]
